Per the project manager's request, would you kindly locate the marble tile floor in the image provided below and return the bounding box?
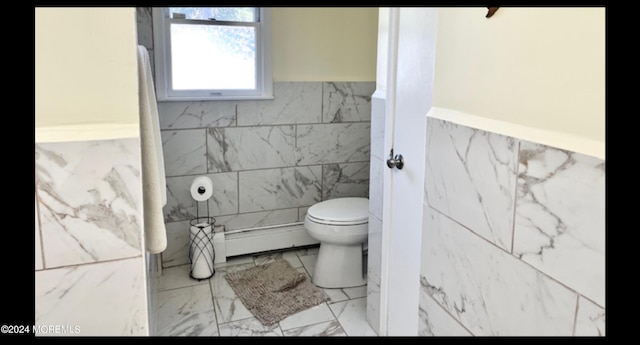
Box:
[154,245,378,336]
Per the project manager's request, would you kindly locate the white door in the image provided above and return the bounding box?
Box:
[378,7,438,336]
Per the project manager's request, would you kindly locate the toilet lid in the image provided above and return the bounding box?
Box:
[306,197,369,225]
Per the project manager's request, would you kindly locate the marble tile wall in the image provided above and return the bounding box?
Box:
[136,8,374,268]
[137,7,154,76]
[419,117,605,336]
[424,120,518,251]
[35,138,148,336]
[513,141,605,307]
[323,162,370,200]
[157,82,374,267]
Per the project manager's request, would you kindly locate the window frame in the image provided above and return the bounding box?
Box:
[152,7,273,101]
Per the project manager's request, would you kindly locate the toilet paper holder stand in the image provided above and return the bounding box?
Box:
[188,197,217,280]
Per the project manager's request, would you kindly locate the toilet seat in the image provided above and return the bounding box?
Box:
[306,214,367,226]
[306,197,368,225]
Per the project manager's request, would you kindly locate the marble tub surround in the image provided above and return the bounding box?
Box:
[419,117,605,336]
[34,138,148,336]
[424,119,518,251]
[421,208,577,336]
[418,286,472,336]
[513,141,606,307]
[35,139,143,268]
[158,81,373,268]
[574,296,606,336]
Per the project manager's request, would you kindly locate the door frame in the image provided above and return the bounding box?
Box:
[377,7,399,337]
[376,7,439,336]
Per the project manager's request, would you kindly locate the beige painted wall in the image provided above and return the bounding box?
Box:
[272,7,378,82]
[433,7,605,143]
[35,7,139,134]
[35,7,378,136]
[35,7,603,143]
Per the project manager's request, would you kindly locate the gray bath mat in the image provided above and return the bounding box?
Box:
[224,258,330,326]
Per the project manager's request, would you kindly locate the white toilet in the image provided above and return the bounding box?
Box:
[304,197,369,288]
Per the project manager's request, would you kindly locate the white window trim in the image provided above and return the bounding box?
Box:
[152,7,273,101]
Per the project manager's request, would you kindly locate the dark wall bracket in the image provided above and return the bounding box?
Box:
[486,7,499,18]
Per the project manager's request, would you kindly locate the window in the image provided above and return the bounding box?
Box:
[152,7,272,101]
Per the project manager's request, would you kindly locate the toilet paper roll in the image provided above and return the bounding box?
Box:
[189,223,215,279]
[190,176,213,201]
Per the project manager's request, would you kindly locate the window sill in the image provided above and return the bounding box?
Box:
[156,95,275,102]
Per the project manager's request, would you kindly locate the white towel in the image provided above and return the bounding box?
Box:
[137,45,167,253]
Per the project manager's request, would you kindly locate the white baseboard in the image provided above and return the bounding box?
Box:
[222,224,319,260]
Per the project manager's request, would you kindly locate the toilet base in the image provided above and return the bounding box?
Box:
[312,242,366,288]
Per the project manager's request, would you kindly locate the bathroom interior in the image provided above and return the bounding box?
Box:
[34,7,605,336]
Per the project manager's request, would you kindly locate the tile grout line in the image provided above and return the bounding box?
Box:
[207,279,222,336]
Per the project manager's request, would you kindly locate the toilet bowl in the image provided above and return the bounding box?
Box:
[304,197,368,288]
